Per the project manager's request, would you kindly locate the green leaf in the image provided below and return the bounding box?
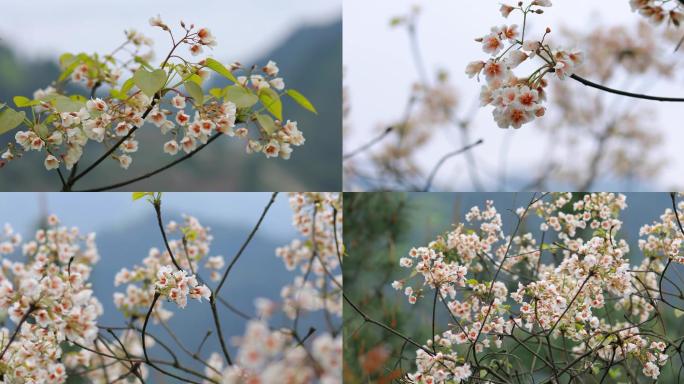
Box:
[0,107,26,135]
[184,81,204,105]
[59,53,75,67]
[13,96,39,108]
[209,88,225,99]
[259,88,282,120]
[204,58,237,83]
[186,73,204,85]
[58,56,81,82]
[134,56,154,70]
[133,68,167,97]
[286,89,317,114]
[121,77,136,94]
[132,192,154,201]
[675,309,684,318]
[608,368,620,379]
[53,96,84,113]
[111,78,134,99]
[256,114,277,135]
[34,123,49,138]
[225,86,258,108]
[181,227,198,242]
[389,17,405,27]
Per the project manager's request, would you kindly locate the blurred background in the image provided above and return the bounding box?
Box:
[344,0,684,191]
[343,192,684,382]
[0,192,328,381]
[0,0,341,191]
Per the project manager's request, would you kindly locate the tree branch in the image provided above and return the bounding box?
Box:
[571,73,684,102]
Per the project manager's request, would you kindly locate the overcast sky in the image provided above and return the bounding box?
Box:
[0,192,295,241]
[0,0,340,62]
[344,0,684,191]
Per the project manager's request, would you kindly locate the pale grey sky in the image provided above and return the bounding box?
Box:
[0,192,295,241]
[1,0,340,62]
[344,0,684,190]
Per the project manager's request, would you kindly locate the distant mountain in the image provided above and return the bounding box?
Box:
[0,19,342,191]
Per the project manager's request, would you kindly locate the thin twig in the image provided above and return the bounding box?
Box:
[79,132,223,192]
[343,127,394,160]
[571,73,684,102]
[422,139,484,191]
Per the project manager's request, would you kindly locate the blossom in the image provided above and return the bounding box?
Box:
[172,94,187,109]
[149,14,168,30]
[86,98,107,112]
[163,140,179,155]
[44,154,60,170]
[118,154,132,169]
[0,216,102,382]
[114,122,132,136]
[263,140,280,158]
[500,4,515,17]
[269,77,285,90]
[154,265,210,308]
[643,362,660,379]
[465,60,485,78]
[176,111,190,125]
[468,2,582,129]
[480,32,504,54]
[263,60,279,76]
[197,28,217,47]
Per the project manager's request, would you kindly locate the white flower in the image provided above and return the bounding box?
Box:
[532,0,552,7]
[118,155,132,169]
[44,154,60,170]
[269,78,285,90]
[506,50,528,68]
[86,98,107,112]
[163,140,179,155]
[172,95,187,109]
[465,61,485,78]
[197,28,217,47]
[176,111,190,125]
[115,122,132,136]
[149,14,168,30]
[263,60,279,76]
[263,140,280,158]
[643,362,660,379]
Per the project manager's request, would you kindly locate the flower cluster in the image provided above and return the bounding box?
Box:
[629,0,683,26]
[203,319,342,384]
[467,1,584,129]
[1,15,314,184]
[0,216,102,383]
[393,193,671,382]
[639,194,684,263]
[154,265,210,308]
[275,193,343,319]
[114,215,222,319]
[197,193,343,384]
